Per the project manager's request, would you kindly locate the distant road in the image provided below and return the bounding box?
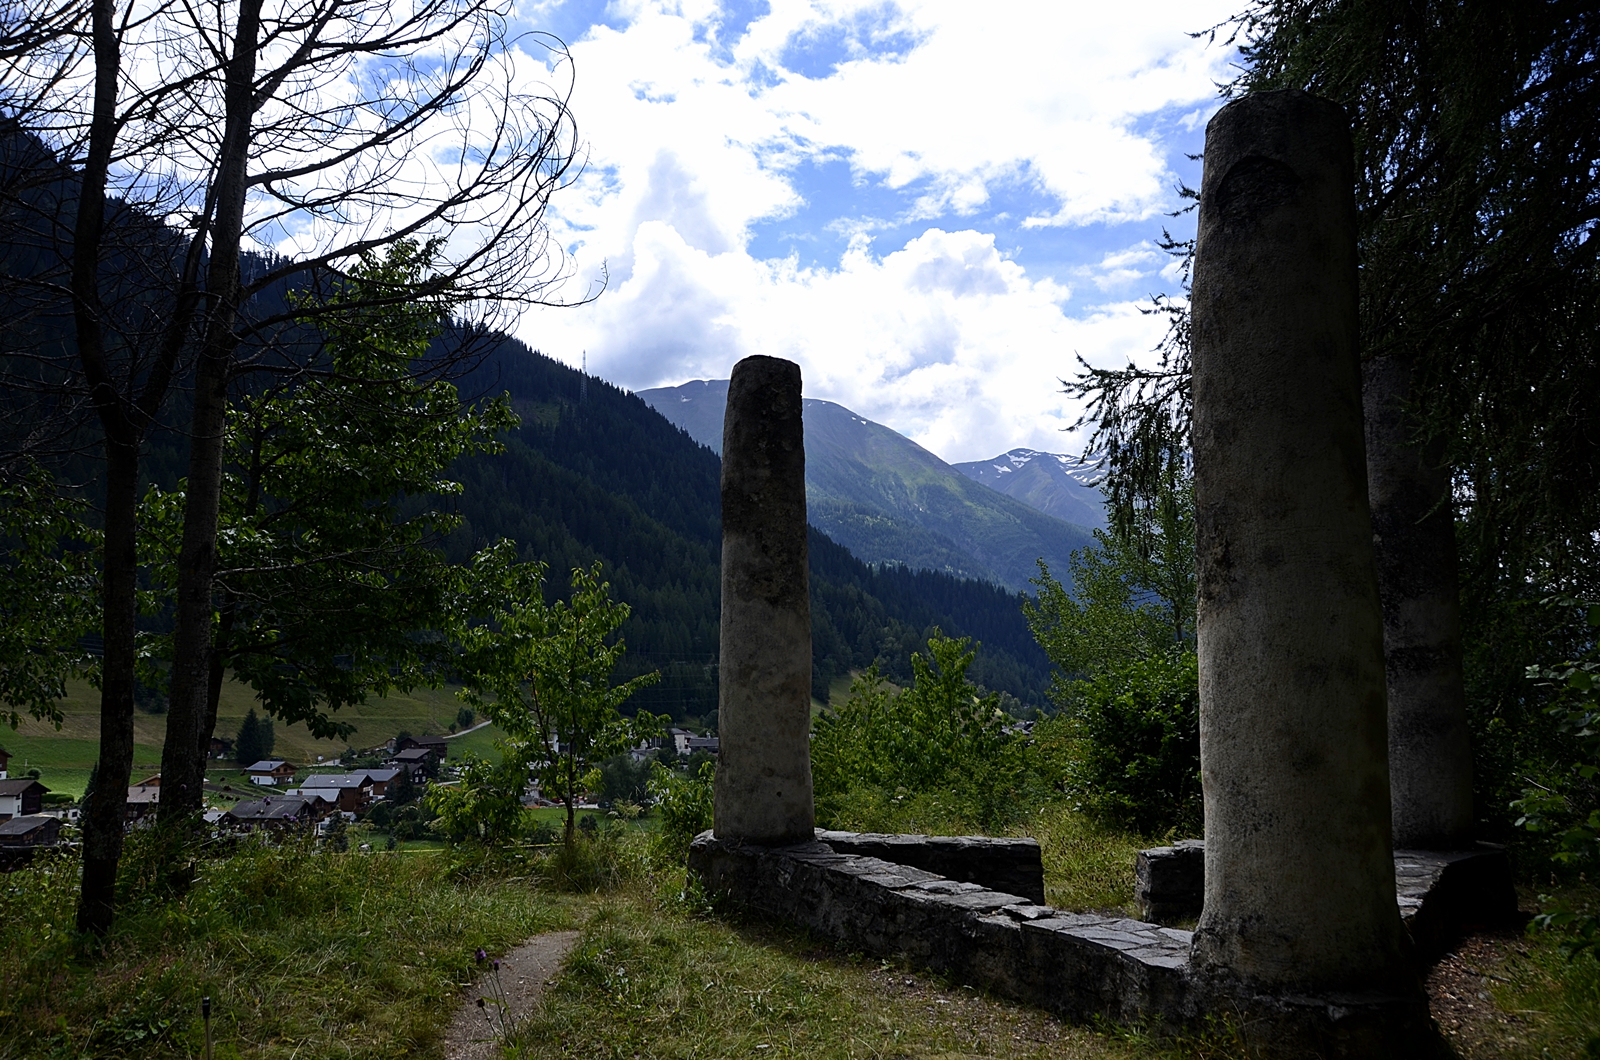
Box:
[445,719,492,739]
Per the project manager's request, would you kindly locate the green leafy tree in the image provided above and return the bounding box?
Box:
[141,242,518,817]
[0,461,101,729]
[648,759,714,860]
[427,755,530,845]
[460,562,662,847]
[811,632,1024,831]
[1513,597,1600,958]
[597,753,653,806]
[1024,475,1199,833]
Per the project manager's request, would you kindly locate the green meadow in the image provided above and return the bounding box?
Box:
[2,678,505,797]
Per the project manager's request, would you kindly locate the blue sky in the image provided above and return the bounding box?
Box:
[509,0,1239,463]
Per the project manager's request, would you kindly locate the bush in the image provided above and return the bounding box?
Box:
[1514,597,1600,958]
[648,760,714,860]
[1039,649,1200,835]
[811,633,1030,832]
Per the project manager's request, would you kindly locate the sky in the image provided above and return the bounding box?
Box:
[506,0,1241,464]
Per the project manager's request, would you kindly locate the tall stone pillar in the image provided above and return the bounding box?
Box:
[1363,352,1475,849]
[714,355,815,844]
[1188,90,1414,997]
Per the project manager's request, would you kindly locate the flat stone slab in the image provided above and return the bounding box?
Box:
[814,829,1046,905]
[1135,839,1519,954]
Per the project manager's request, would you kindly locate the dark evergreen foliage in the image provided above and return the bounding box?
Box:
[450,338,1054,719]
[233,708,274,766]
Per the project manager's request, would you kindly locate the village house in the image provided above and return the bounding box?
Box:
[0,745,10,779]
[126,778,162,823]
[393,733,448,760]
[0,778,48,820]
[0,815,62,848]
[245,760,298,786]
[365,767,403,798]
[209,735,234,759]
[386,747,438,780]
[226,796,316,832]
[292,773,373,814]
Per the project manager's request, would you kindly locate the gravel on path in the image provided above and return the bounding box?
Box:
[442,930,580,1060]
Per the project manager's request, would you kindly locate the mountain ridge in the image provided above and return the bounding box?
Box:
[638,379,1096,592]
[952,448,1108,530]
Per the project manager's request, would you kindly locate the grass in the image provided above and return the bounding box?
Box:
[2,801,1596,1060]
[507,893,1158,1060]
[2,678,497,797]
[0,837,582,1060]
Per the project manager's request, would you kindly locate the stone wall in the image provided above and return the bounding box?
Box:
[690,833,1451,1058]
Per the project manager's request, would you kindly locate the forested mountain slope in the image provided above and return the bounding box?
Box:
[638,379,1096,590]
[452,342,1054,717]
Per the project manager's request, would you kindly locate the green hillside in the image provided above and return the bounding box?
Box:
[453,343,1057,711]
[3,679,497,797]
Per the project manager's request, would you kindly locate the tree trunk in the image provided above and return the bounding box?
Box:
[77,438,139,935]
[159,0,262,822]
[1363,351,1474,849]
[72,0,134,937]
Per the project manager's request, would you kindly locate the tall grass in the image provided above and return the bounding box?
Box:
[0,836,577,1060]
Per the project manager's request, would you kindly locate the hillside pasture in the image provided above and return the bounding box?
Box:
[2,678,498,796]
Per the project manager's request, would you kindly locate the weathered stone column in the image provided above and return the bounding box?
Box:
[1364,352,1475,849]
[714,355,815,844]
[1188,90,1414,997]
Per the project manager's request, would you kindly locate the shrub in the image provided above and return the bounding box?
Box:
[811,633,1030,832]
[1040,649,1201,834]
[648,760,714,860]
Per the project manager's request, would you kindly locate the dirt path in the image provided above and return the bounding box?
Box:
[441,930,580,1060]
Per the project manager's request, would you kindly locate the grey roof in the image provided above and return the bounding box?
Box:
[0,815,52,836]
[0,778,48,796]
[246,760,290,772]
[228,797,312,820]
[366,768,402,782]
[391,748,435,762]
[126,785,161,804]
[299,773,371,789]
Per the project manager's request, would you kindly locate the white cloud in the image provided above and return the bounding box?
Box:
[512,0,1236,462]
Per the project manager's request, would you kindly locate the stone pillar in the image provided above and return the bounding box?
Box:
[714,355,815,844]
[1364,352,1475,849]
[1188,90,1414,996]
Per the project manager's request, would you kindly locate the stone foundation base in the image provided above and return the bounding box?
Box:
[1136,839,1519,956]
[690,831,1450,1059]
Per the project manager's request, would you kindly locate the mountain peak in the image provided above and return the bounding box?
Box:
[954,448,1106,529]
[637,380,1095,590]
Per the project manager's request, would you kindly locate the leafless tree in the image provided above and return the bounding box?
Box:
[4,0,583,934]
